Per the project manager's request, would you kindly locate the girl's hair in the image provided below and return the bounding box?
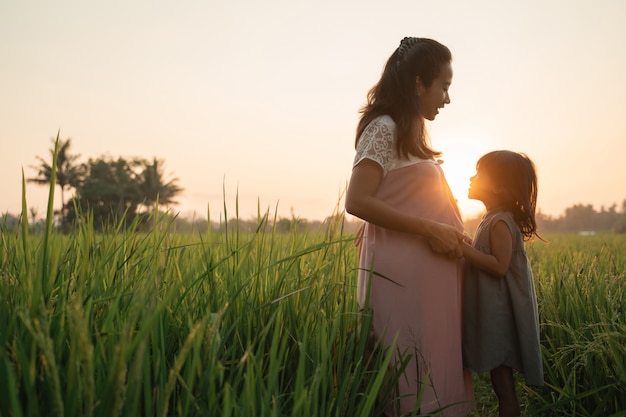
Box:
[355,37,452,159]
[477,150,539,240]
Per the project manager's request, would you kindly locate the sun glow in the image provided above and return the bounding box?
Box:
[437,132,493,221]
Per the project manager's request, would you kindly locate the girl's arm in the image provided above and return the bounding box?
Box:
[346,158,464,258]
[462,220,513,277]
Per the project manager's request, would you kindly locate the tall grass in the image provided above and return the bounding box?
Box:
[2,213,405,417]
[524,235,626,416]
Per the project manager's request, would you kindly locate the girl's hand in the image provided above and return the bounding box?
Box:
[462,233,473,245]
[427,222,463,258]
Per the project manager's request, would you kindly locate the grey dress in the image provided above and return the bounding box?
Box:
[463,209,544,386]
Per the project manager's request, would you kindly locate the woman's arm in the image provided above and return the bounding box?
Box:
[346,159,463,257]
[462,220,513,277]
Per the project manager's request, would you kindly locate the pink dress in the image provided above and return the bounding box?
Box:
[355,116,474,416]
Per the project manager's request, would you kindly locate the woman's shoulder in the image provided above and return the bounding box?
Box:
[354,115,397,171]
[360,115,397,142]
[359,114,396,140]
[370,114,395,128]
[358,115,397,147]
[360,114,396,133]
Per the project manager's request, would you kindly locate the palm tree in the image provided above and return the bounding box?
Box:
[29,136,83,222]
[73,156,143,228]
[138,157,184,212]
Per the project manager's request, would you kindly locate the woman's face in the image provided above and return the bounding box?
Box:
[418,62,453,121]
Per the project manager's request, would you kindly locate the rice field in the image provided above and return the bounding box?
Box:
[2,205,626,416]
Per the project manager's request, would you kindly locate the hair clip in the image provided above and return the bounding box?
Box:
[397,37,421,61]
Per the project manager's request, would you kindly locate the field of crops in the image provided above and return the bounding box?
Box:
[1,210,625,416]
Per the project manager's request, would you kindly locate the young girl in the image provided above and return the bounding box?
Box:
[461,150,544,417]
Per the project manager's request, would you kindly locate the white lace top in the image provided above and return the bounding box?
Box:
[353,115,434,174]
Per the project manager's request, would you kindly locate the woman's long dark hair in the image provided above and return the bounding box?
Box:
[477,150,539,240]
[356,37,452,159]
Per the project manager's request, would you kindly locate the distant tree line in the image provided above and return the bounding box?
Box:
[8,200,626,236]
[463,202,626,235]
[539,202,626,233]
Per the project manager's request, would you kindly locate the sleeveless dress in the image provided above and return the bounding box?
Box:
[463,209,544,386]
[354,115,474,416]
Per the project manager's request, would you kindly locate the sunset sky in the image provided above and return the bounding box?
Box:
[2,0,626,223]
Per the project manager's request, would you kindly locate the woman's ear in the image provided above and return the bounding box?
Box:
[416,76,424,97]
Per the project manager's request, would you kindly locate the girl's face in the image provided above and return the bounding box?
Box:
[418,62,453,121]
[468,166,500,208]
